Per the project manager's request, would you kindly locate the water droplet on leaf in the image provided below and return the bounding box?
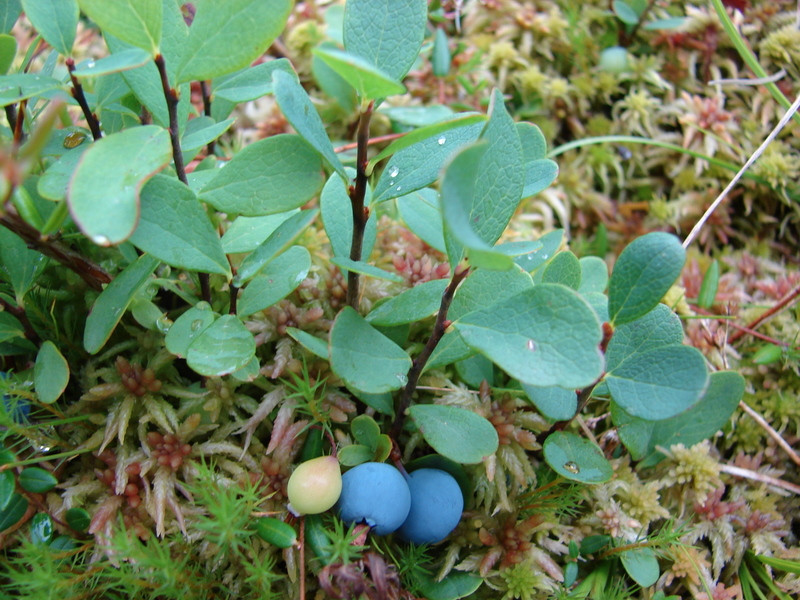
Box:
[63,132,86,148]
[91,234,111,246]
[86,59,96,69]
[389,166,399,178]
[437,136,446,145]
[396,185,402,192]
[396,373,408,386]
[526,339,537,351]
[190,319,204,331]
[564,461,580,474]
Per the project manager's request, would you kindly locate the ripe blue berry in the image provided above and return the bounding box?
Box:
[397,469,463,544]
[336,462,411,535]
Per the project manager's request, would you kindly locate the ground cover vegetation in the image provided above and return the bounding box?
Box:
[0,1,798,598]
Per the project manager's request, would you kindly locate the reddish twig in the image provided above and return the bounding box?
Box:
[65,58,103,140]
[728,283,800,344]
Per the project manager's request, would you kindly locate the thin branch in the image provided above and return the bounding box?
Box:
[738,400,800,468]
[65,59,103,140]
[12,99,26,148]
[0,210,111,291]
[345,101,374,309]
[333,131,404,154]
[199,80,215,155]
[728,283,800,344]
[719,464,800,495]
[4,104,17,134]
[154,54,211,304]
[0,296,41,345]
[390,266,470,440]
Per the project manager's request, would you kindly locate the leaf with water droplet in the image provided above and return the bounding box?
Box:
[543,431,612,483]
[409,404,498,464]
[329,307,411,394]
[84,254,159,354]
[186,315,256,377]
[70,48,152,77]
[165,302,216,358]
[68,126,172,244]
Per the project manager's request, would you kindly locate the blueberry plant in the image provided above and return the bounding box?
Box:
[0,1,748,598]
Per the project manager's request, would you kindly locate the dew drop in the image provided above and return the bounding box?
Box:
[190,319,204,331]
[91,234,110,246]
[563,461,580,474]
[395,373,408,385]
[396,185,402,192]
[63,131,86,148]
[526,339,537,351]
[155,315,172,334]
[86,59,96,69]
[437,136,446,145]
[389,166,399,178]
[542,253,549,260]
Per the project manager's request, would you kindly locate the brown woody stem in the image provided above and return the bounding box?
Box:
[66,58,103,140]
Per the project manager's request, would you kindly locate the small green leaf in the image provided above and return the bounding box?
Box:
[515,229,563,272]
[312,46,405,100]
[697,260,719,309]
[432,28,451,77]
[21,0,78,56]
[186,314,256,377]
[71,47,152,77]
[30,512,54,544]
[396,189,446,253]
[614,371,745,466]
[329,307,411,394]
[517,122,547,161]
[84,254,160,354]
[68,126,172,245]
[613,0,641,25]
[455,354,495,388]
[541,251,582,289]
[620,546,660,587]
[0,312,24,344]
[752,343,783,365]
[0,493,27,531]
[0,34,16,74]
[312,42,357,112]
[164,302,215,358]
[373,120,484,203]
[34,341,69,404]
[65,507,91,532]
[338,444,375,467]
[130,175,230,276]
[0,73,62,107]
[199,135,324,217]
[409,404,498,464]
[319,170,377,264]
[343,0,427,82]
[608,232,685,325]
[272,69,347,180]
[38,146,87,202]
[0,1,21,35]
[454,284,603,389]
[235,209,318,285]
[221,211,298,254]
[254,517,297,549]
[351,414,380,449]
[522,385,577,421]
[449,265,532,318]
[286,328,329,360]
[19,467,58,493]
[543,431,613,483]
[330,258,403,283]
[237,246,311,317]
[78,0,162,54]
[366,279,448,326]
[212,59,295,103]
[0,227,46,305]
[412,571,483,600]
[180,116,235,157]
[578,256,609,294]
[605,345,709,421]
[176,0,292,83]
[605,304,684,372]
[518,122,558,198]
[643,17,686,31]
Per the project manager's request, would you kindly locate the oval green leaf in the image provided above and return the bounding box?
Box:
[366,279,448,326]
[542,251,581,289]
[320,171,377,266]
[237,246,311,317]
[254,517,297,549]
[84,254,160,354]
[605,303,684,372]
[30,512,54,544]
[312,46,405,100]
[454,284,603,389]
[71,48,152,77]
[199,134,324,217]
[522,384,577,421]
[78,0,162,55]
[606,344,709,421]
[409,404,498,465]
[21,0,78,56]
[176,0,292,83]
[329,306,411,394]
[19,467,58,493]
[0,493,27,531]
[34,341,69,404]
[129,175,230,276]
[620,546,660,587]
[164,301,216,358]
[543,431,613,483]
[0,470,13,511]
[68,125,172,245]
[65,507,91,531]
[186,314,255,377]
[608,232,685,325]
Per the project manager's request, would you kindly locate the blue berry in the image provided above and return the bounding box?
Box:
[336,462,410,535]
[397,469,463,544]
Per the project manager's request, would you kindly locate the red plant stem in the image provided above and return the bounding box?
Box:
[65,59,103,140]
[727,283,800,344]
[693,306,799,349]
[333,131,404,154]
[390,266,470,440]
[345,101,374,309]
[0,210,111,291]
[154,54,211,304]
